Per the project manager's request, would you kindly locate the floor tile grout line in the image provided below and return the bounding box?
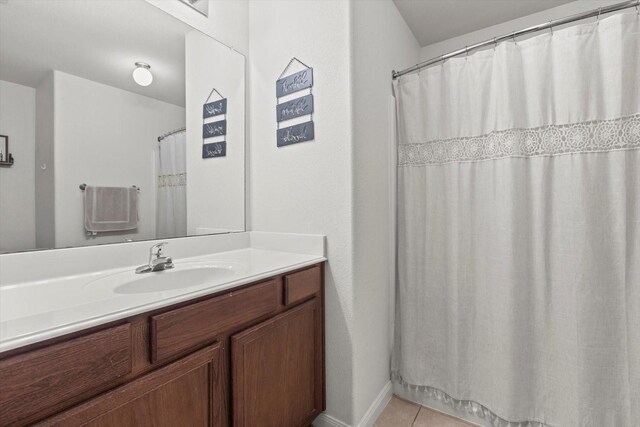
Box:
[410,406,421,426]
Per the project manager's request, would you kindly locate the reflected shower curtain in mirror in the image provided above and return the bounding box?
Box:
[392,13,639,427]
[156,131,187,239]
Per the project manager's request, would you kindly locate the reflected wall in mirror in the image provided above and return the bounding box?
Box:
[0,0,245,254]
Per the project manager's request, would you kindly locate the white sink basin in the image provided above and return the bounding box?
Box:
[83,262,236,295]
[114,265,234,294]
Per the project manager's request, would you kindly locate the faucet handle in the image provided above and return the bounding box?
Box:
[150,242,168,261]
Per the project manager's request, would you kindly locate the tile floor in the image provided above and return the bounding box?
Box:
[373,396,474,427]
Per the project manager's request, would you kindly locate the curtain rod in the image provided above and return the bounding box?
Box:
[158,127,186,142]
[392,0,639,80]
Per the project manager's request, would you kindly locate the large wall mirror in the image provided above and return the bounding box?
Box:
[0,0,245,254]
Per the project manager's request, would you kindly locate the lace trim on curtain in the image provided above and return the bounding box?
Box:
[391,371,553,427]
[158,173,187,188]
[398,113,640,166]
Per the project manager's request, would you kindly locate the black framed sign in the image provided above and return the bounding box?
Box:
[276,58,315,148]
[276,68,313,98]
[203,98,227,118]
[202,120,227,139]
[276,94,314,122]
[202,88,227,158]
[277,121,315,147]
[202,141,226,158]
[0,135,7,162]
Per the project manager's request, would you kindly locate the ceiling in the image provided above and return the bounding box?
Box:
[393,0,575,47]
[0,0,192,106]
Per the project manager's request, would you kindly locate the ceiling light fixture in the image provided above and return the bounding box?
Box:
[133,62,153,87]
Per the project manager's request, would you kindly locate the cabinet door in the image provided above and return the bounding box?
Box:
[232,299,323,427]
[41,343,223,427]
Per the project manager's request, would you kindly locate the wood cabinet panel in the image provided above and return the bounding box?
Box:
[1,262,324,427]
[0,324,131,427]
[283,265,322,306]
[39,343,221,427]
[151,279,279,363]
[232,299,323,427]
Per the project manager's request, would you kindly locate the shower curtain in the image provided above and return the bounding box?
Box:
[392,13,639,427]
[156,131,187,238]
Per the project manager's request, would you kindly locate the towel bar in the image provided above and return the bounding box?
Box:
[79,184,140,191]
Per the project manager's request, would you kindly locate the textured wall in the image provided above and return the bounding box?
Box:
[0,80,36,252]
[248,1,355,423]
[352,0,420,422]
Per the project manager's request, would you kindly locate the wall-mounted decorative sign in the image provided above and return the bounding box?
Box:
[276,57,314,148]
[277,121,315,147]
[0,135,13,167]
[276,94,314,122]
[202,141,226,158]
[203,98,227,118]
[202,88,227,159]
[276,68,313,98]
[203,120,227,139]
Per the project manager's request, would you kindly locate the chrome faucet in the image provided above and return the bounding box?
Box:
[136,242,174,274]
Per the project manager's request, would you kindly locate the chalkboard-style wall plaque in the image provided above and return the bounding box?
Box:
[276,94,314,122]
[276,58,314,148]
[276,68,313,98]
[202,88,227,158]
[202,141,226,158]
[277,121,315,147]
[203,98,227,118]
[202,120,227,139]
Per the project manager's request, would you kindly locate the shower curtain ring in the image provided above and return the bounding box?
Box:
[465,46,469,59]
[597,6,602,24]
[493,37,497,50]
[549,21,554,35]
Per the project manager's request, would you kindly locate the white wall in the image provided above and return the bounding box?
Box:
[52,71,185,248]
[35,73,55,249]
[146,0,249,56]
[420,0,616,60]
[249,1,420,425]
[0,80,36,252]
[351,0,420,422]
[185,31,245,235]
[248,1,355,424]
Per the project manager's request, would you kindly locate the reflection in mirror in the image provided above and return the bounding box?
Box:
[0,0,245,254]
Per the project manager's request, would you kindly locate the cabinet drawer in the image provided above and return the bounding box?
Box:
[40,343,221,427]
[151,279,279,363]
[284,265,322,306]
[0,323,132,426]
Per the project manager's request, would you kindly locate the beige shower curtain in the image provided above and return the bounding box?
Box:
[156,131,187,239]
[392,12,640,427]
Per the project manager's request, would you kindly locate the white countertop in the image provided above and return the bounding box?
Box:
[0,232,325,353]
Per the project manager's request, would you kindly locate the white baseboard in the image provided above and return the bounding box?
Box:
[313,381,393,427]
[356,381,393,427]
[313,413,350,427]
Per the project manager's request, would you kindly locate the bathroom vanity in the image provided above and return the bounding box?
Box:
[0,234,326,427]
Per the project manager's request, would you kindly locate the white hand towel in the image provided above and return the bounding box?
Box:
[84,186,138,233]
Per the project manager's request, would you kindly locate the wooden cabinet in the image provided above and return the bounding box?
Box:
[0,263,324,427]
[0,324,132,426]
[150,279,279,363]
[41,343,222,427]
[232,299,323,427]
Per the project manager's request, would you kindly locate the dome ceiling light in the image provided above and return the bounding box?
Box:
[133,62,153,87]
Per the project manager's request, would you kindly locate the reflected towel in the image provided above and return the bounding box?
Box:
[84,186,138,232]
